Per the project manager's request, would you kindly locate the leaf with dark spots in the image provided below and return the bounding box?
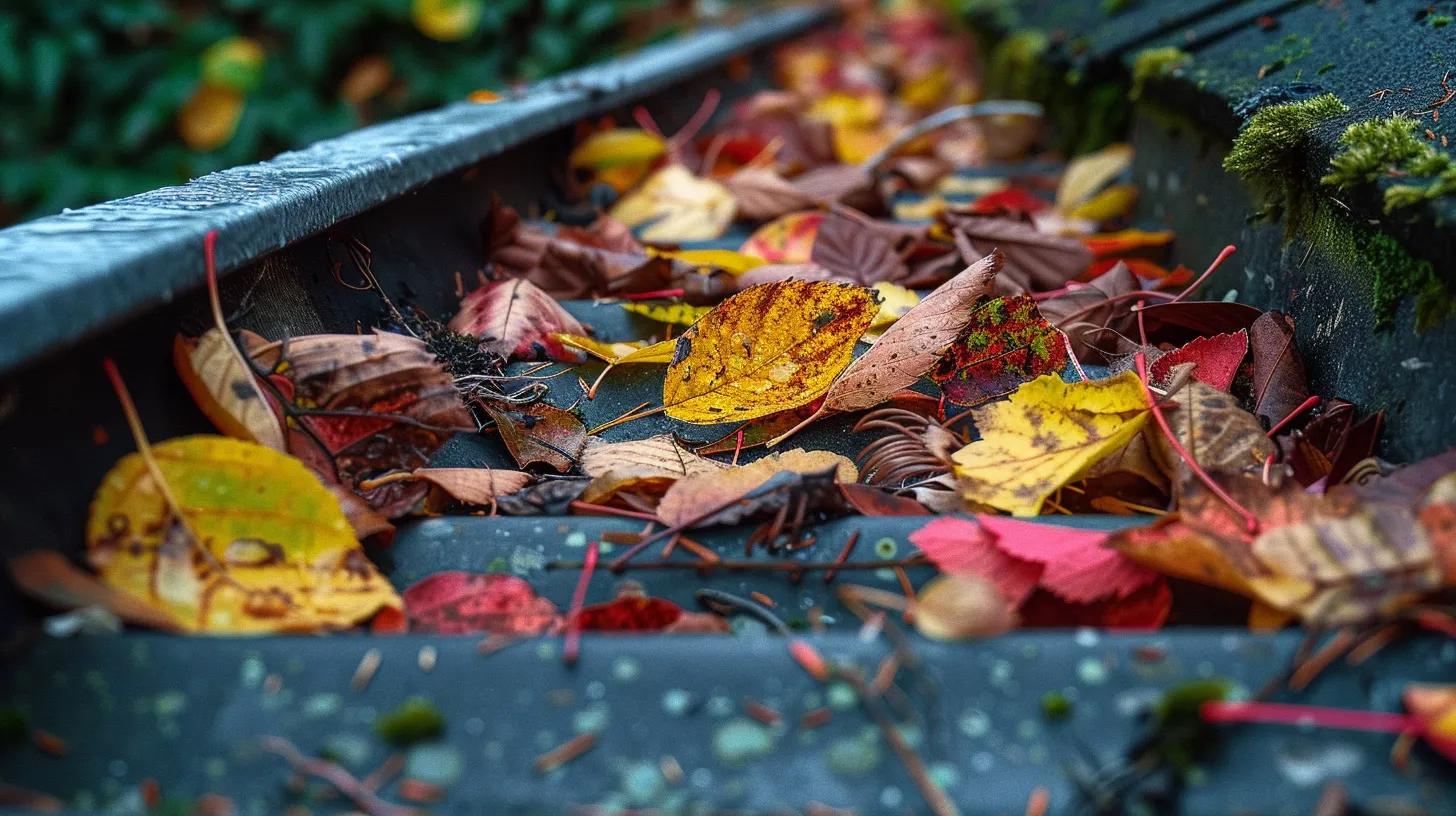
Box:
[809,211,909,285]
[932,294,1069,406]
[449,278,586,361]
[656,450,856,528]
[493,478,592,515]
[482,401,586,472]
[403,572,560,635]
[688,401,825,455]
[1248,311,1310,429]
[943,213,1093,294]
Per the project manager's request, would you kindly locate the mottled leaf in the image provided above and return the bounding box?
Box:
[449,278,586,361]
[931,294,1069,406]
[481,401,586,472]
[403,572,559,635]
[174,328,286,450]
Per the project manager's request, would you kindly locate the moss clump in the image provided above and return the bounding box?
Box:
[985,30,1049,101]
[1040,690,1073,721]
[1306,204,1456,330]
[1129,47,1190,100]
[375,697,445,747]
[1224,94,1349,185]
[1430,14,1452,28]
[1320,114,1456,213]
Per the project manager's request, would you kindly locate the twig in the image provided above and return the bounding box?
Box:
[823,531,861,584]
[555,555,926,574]
[534,732,599,774]
[563,541,599,666]
[838,670,960,816]
[260,736,418,816]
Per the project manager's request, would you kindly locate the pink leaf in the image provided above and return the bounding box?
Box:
[402,571,561,635]
[1149,330,1248,393]
[449,278,585,361]
[909,516,1042,605]
[980,516,1159,604]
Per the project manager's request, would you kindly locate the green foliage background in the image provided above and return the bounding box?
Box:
[0,0,668,224]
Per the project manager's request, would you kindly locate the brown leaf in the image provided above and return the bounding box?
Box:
[174,329,286,450]
[482,401,586,472]
[837,482,930,515]
[809,211,909,284]
[409,468,535,506]
[724,167,818,221]
[944,214,1092,294]
[912,574,1016,640]
[822,252,1002,413]
[449,278,586,361]
[8,550,183,631]
[579,435,725,479]
[791,164,875,206]
[555,214,643,255]
[1136,300,1263,347]
[1249,311,1310,429]
[1153,382,1275,481]
[656,449,856,528]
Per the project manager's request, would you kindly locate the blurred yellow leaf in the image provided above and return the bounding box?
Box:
[173,329,285,450]
[663,280,877,423]
[201,37,265,93]
[831,124,895,164]
[650,248,764,275]
[87,436,401,632]
[177,84,243,151]
[621,301,712,326]
[1068,184,1139,222]
[807,91,884,128]
[610,165,737,243]
[952,372,1149,515]
[568,129,666,171]
[412,0,483,41]
[1055,143,1134,214]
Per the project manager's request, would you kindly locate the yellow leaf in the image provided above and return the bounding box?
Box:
[568,128,666,171]
[610,165,737,243]
[1055,143,1134,214]
[866,282,920,338]
[1068,184,1139,222]
[552,333,675,365]
[891,195,948,221]
[412,0,482,41]
[87,436,401,633]
[740,211,824,264]
[177,84,243,151]
[807,91,884,128]
[831,123,895,164]
[951,372,1150,515]
[649,248,764,275]
[663,280,878,423]
[173,329,286,450]
[621,301,712,327]
[656,449,857,527]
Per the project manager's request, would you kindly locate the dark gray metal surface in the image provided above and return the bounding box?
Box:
[0,4,830,379]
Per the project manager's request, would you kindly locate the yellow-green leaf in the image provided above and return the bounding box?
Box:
[568,128,666,170]
[1055,143,1133,214]
[87,435,401,633]
[951,372,1149,515]
[552,333,675,365]
[610,165,736,243]
[663,280,878,423]
[650,248,764,275]
[621,301,712,327]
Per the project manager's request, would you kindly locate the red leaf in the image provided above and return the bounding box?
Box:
[930,295,1069,405]
[1017,580,1171,629]
[966,187,1049,217]
[1148,330,1248,393]
[837,482,930,516]
[1249,311,1311,428]
[980,515,1159,604]
[402,572,561,635]
[1136,301,1262,346]
[909,517,1042,605]
[481,400,587,472]
[575,596,684,631]
[449,278,585,361]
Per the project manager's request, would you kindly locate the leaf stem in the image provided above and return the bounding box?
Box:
[1201,700,1414,734]
[1166,244,1237,305]
[1265,395,1322,437]
[203,230,284,447]
[764,405,826,449]
[563,541,598,666]
[586,404,665,435]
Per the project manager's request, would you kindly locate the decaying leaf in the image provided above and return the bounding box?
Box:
[610,164,737,243]
[403,571,560,635]
[449,278,586,361]
[579,434,724,479]
[951,372,1150,515]
[481,401,586,472]
[87,435,401,632]
[174,329,286,450]
[246,330,474,516]
[656,449,856,528]
[809,210,909,284]
[1153,382,1274,480]
[931,294,1069,406]
[388,468,535,507]
[663,280,878,423]
[912,574,1016,640]
[1037,261,1138,361]
[1249,311,1310,429]
[945,214,1093,293]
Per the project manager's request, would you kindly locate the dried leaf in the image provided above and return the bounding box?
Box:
[864,282,920,339]
[174,329,285,450]
[656,449,856,527]
[1152,382,1274,480]
[912,574,1015,640]
[87,436,401,632]
[724,166,818,220]
[481,401,586,472]
[837,482,930,515]
[1037,261,1138,361]
[1148,331,1248,393]
[449,278,586,361]
[248,330,473,516]
[733,263,846,290]
[951,372,1150,515]
[403,572,559,635]
[1249,311,1310,428]
[662,280,878,423]
[945,214,1093,293]
[406,468,535,506]
[8,550,184,632]
[809,211,909,284]
[931,294,1069,406]
[610,165,737,243]
[1136,300,1262,346]
[580,435,724,479]
[651,248,764,276]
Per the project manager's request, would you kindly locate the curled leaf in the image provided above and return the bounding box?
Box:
[656,449,856,528]
[482,401,586,472]
[174,329,285,450]
[610,165,737,243]
[809,211,909,284]
[449,278,586,361]
[1148,331,1248,393]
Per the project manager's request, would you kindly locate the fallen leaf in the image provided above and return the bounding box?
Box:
[688,402,825,455]
[1136,300,1263,346]
[569,128,666,171]
[651,248,764,276]
[1017,579,1171,629]
[1037,261,1138,361]
[494,478,592,516]
[1082,229,1175,258]
[945,214,1093,293]
[174,329,285,450]
[808,252,1002,421]
[449,278,586,361]
[865,281,921,339]
[1404,685,1456,763]
[724,167,818,220]
[8,550,184,632]
[931,294,1069,406]
[951,372,1150,515]
[733,263,846,290]
[403,572,560,635]
[481,401,586,472]
[87,435,401,632]
[740,211,825,264]
[552,333,676,365]
[1249,311,1310,429]
[576,592,729,633]
[1067,184,1139,222]
[1055,143,1134,214]
[580,434,725,479]
[662,280,878,423]
[837,482,931,515]
[610,164,737,243]
[809,211,909,284]
[1152,381,1274,480]
[398,468,535,507]
[621,301,712,327]
[247,330,474,516]
[912,574,1016,640]
[656,449,856,527]
[1148,331,1248,392]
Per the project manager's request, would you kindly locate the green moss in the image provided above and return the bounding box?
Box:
[1431,14,1452,28]
[1129,47,1190,100]
[1040,690,1073,721]
[1224,94,1349,187]
[1304,203,1456,330]
[985,30,1050,101]
[1322,115,1438,187]
[375,697,445,747]
[1100,0,1133,13]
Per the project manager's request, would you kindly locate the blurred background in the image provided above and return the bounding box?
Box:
[0,0,709,226]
